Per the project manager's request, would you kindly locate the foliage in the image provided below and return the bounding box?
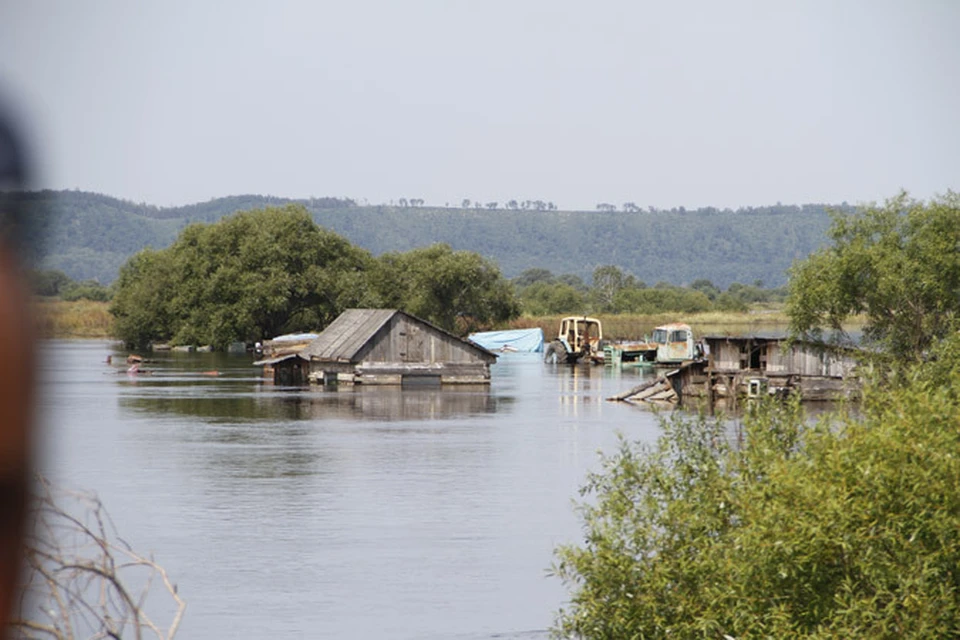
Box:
[554,362,960,637]
[512,268,788,317]
[110,210,520,347]
[32,189,838,288]
[111,205,377,349]
[788,191,960,359]
[30,269,73,297]
[31,269,112,301]
[373,243,520,333]
[60,280,112,302]
[518,281,587,316]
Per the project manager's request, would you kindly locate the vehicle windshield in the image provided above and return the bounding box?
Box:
[652,329,668,344]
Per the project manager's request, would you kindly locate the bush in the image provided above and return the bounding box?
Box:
[59,280,112,302]
[554,366,960,637]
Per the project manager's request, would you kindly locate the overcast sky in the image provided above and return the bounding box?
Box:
[0,1,957,210]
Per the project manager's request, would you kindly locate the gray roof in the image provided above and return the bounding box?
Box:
[300,309,398,362]
[253,353,308,366]
[300,309,498,363]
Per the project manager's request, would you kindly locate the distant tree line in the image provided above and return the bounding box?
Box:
[28,189,839,288]
[31,268,113,302]
[513,265,786,316]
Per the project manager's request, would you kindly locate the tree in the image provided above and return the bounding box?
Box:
[518,281,586,316]
[372,243,520,333]
[591,265,635,312]
[689,278,721,300]
[554,354,960,638]
[30,269,73,297]
[461,199,471,209]
[513,267,555,288]
[111,205,377,349]
[788,192,960,358]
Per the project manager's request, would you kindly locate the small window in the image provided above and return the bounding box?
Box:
[669,330,687,342]
[401,374,442,388]
[652,329,668,344]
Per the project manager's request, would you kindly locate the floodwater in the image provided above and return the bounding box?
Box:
[36,340,664,639]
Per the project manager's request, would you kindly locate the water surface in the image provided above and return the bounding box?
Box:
[37,341,663,639]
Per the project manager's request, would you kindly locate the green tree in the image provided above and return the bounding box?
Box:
[689,278,721,300]
[554,352,960,637]
[591,265,638,312]
[111,205,376,349]
[373,243,520,333]
[788,192,960,358]
[513,268,555,288]
[30,269,73,297]
[60,279,112,302]
[517,281,586,316]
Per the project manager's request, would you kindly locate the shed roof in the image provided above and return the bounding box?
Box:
[300,309,498,363]
[253,353,308,366]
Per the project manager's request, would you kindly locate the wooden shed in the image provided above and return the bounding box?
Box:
[296,309,498,386]
[669,335,861,403]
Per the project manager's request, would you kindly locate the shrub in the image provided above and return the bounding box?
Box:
[554,366,960,638]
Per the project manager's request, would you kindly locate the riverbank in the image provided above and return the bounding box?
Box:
[38,300,848,344]
[35,299,114,339]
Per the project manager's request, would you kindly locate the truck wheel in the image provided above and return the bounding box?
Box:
[544,340,568,364]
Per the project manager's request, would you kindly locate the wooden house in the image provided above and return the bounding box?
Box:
[664,335,861,404]
[256,309,498,386]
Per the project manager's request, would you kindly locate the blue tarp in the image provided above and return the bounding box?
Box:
[468,328,544,353]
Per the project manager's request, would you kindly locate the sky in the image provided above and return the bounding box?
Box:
[0,1,957,210]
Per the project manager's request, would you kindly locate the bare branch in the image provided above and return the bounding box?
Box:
[11,477,185,640]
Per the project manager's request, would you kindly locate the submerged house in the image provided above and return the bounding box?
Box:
[255,309,498,386]
[665,335,861,404]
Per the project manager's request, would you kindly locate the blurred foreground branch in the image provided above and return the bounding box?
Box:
[11,477,185,639]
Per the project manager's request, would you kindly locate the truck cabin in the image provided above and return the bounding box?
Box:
[651,323,695,363]
[558,316,602,354]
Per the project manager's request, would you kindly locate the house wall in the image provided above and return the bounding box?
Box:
[708,338,857,378]
[308,314,495,385]
[710,340,744,371]
[360,315,495,365]
[765,343,858,377]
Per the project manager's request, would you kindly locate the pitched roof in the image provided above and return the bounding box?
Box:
[300,308,499,363]
[300,309,398,362]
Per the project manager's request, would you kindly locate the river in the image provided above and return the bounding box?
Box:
[35,340,664,639]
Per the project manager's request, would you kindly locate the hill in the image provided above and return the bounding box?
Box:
[24,190,842,287]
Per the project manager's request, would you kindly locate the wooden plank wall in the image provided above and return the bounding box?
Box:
[362,316,491,365]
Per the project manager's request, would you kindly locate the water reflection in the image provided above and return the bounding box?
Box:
[120,385,509,422]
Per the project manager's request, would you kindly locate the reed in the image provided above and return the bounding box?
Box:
[508,309,794,341]
[35,299,115,339]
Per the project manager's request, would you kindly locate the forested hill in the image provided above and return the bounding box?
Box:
[25,190,844,287]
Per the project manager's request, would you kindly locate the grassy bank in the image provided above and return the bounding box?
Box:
[33,302,844,343]
[36,299,115,339]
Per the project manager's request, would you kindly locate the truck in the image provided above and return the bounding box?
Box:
[604,322,700,366]
[543,316,602,364]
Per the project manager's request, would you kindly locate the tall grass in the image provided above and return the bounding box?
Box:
[508,309,794,341]
[35,300,114,339]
